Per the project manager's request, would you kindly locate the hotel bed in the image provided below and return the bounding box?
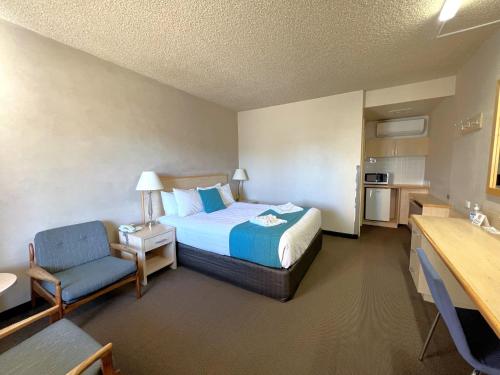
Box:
[142,174,323,301]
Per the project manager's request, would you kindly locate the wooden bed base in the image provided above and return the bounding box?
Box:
[177,229,323,302]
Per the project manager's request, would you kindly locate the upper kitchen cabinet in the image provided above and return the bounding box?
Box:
[395,137,429,156]
[365,137,429,157]
[365,138,396,157]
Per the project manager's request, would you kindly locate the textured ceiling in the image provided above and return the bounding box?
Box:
[0,1,499,111]
[442,0,500,34]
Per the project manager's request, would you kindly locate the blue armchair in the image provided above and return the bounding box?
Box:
[29,221,141,318]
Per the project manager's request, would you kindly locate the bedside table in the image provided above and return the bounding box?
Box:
[118,224,176,286]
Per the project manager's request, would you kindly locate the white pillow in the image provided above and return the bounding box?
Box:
[173,188,203,217]
[160,191,178,216]
[219,184,235,206]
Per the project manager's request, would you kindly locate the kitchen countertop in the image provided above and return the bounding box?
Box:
[364,184,429,189]
[409,193,450,208]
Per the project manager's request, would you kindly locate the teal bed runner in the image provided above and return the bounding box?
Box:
[229,208,310,268]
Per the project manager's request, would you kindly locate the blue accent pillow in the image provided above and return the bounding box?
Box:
[198,188,226,213]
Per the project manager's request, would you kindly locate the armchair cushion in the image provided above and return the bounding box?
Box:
[34,221,111,273]
[41,256,136,304]
[0,319,101,374]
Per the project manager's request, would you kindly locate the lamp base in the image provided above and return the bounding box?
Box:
[236,181,242,201]
[146,191,157,229]
[146,221,156,230]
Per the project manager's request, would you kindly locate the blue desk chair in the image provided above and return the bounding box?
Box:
[416,248,500,375]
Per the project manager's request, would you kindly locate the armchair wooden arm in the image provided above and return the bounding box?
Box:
[110,243,137,258]
[28,243,63,319]
[0,305,60,340]
[27,264,61,285]
[66,343,117,375]
[110,242,141,299]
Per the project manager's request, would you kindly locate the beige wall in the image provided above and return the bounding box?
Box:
[0,20,238,311]
[238,91,364,234]
[365,76,456,108]
[426,97,455,199]
[426,29,500,217]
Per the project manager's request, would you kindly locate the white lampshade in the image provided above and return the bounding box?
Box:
[232,168,248,181]
[136,171,164,191]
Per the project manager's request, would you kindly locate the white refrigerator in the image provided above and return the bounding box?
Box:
[365,188,392,221]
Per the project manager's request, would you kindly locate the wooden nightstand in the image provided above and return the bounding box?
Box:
[118,224,176,286]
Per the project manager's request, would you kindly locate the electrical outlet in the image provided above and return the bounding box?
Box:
[465,200,471,209]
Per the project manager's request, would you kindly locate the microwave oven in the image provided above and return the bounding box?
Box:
[364,172,392,185]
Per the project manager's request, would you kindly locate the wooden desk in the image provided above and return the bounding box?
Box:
[412,215,500,338]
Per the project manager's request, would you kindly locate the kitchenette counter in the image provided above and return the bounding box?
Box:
[363,184,430,228]
[407,193,451,224]
[409,193,450,208]
[364,184,429,189]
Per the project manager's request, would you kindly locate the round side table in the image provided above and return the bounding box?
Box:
[0,273,17,295]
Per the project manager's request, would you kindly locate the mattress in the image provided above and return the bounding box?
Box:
[158,202,321,268]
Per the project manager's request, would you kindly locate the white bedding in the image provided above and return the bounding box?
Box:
[158,202,321,268]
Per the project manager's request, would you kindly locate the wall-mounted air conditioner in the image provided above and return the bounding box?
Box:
[376,117,427,138]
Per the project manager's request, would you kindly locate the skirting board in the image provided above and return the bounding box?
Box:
[0,301,36,324]
[362,219,399,229]
[322,230,359,239]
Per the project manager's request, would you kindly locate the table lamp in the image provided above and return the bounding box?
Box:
[232,168,248,201]
[136,171,164,227]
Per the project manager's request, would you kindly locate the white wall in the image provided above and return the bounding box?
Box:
[0,20,238,312]
[425,97,455,200]
[238,91,364,234]
[365,76,456,108]
[365,157,427,185]
[426,29,500,217]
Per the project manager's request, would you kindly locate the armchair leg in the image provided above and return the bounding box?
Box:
[49,313,59,324]
[100,349,117,375]
[58,305,64,320]
[30,280,37,308]
[55,283,64,319]
[50,303,63,323]
[135,274,141,299]
[29,245,37,308]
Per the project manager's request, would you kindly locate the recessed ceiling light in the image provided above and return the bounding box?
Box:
[438,0,462,22]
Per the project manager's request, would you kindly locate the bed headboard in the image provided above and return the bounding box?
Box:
[140,174,228,223]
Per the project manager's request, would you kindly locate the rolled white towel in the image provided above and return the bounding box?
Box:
[250,214,287,227]
[272,202,304,214]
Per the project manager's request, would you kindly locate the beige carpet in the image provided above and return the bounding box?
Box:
[0,226,471,374]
